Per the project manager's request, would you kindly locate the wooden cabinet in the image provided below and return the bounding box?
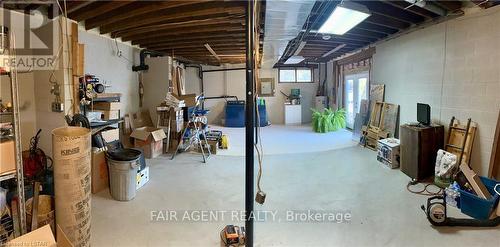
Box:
[400,124,444,181]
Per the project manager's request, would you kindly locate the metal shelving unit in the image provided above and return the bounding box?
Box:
[0,172,16,182]
[1,46,27,237]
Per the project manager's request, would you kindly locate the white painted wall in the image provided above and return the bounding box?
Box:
[184,65,319,125]
[33,70,67,156]
[1,72,37,150]
[371,6,500,175]
[141,56,171,124]
[78,30,140,114]
[0,9,69,152]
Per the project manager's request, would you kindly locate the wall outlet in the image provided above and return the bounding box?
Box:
[51,102,64,112]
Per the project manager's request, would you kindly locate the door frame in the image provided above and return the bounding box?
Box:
[343,70,369,129]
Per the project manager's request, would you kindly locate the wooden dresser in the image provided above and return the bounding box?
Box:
[400,124,444,181]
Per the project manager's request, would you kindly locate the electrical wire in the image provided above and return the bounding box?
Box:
[252,0,265,199]
[48,0,73,115]
[406,181,443,196]
[114,38,133,64]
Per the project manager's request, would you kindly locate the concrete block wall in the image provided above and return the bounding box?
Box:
[372,6,500,175]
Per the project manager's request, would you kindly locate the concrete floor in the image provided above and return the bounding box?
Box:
[209,125,356,156]
[91,145,499,247]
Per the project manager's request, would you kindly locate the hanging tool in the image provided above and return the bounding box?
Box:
[22,130,52,181]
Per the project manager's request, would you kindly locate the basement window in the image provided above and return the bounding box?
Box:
[279,68,313,83]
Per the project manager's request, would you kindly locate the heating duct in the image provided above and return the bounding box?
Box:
[261,0,315,68]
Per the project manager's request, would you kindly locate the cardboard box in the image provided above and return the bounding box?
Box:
[92,102,121,111]
[131,127,166,159]
[136,166,150,189]
[0,140,16,174]
[7,225,56,247]
[101,110,120,120]
[208,140,218,155]
[377,138,400,169]
[177,94,197,107]
[197,141,217,154]
[101,128,119,143]
[91,149,109,194]
[130,111,153,129]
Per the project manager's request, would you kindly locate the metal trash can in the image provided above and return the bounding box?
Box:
[106,149,142,201]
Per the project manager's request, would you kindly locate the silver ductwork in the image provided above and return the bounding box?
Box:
[405,0,448,16]
[261,0,315,68]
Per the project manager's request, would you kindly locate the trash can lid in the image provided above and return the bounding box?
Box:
[106,148,142,161]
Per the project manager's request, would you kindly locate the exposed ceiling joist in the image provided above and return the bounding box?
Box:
[69,1,134,21]
[147,42,246,50]
[381,0,439,19]
[365,13,411,30]
[63,0,96,14]
[121,24,245,42]
[112,15,244,38]
[134,33,247,46]
[84,0,211,30]
[354,0,425,24]
[99,2,245,34]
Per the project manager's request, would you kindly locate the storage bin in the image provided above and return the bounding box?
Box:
[459,176,499,220]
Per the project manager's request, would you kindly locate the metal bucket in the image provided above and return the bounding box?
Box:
[106,149,141,201]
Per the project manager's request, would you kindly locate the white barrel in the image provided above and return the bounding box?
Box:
[52,127,91,247]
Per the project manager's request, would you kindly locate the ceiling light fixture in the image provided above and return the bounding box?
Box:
[322,44,346,58]
[204,43,220,61]
[284,56,305,65]
[318,2,371,35]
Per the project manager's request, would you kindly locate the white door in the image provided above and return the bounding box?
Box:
[344,72,369,129]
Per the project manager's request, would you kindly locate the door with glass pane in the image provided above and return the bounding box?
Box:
[344,72,369,129]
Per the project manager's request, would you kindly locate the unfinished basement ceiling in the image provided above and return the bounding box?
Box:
[275,0,484,67]
[261,0,315,68]
[69,0,265,65]
[0,0,265,65]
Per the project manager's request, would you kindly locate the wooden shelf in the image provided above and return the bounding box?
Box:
[0,171,16,182]
[90,119,122,135]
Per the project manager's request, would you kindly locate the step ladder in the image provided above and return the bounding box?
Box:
[170,95,211,163]
[445,117,475,167]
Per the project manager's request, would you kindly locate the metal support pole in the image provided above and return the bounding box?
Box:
[11,67,27,235]
[245,0,255,246]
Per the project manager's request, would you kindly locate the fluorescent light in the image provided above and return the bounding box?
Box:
[322,44,346,58]
[293,41,307,56]
[318,2,371,35]
[284,56,305,64]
